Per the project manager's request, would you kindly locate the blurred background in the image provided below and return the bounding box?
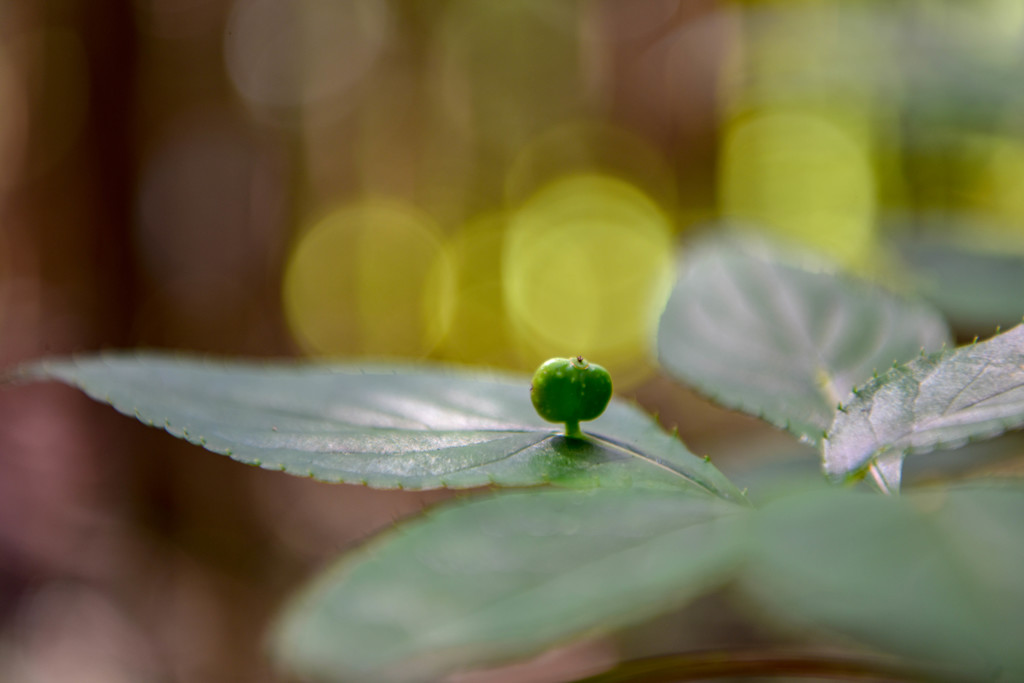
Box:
[1,1,1024,681]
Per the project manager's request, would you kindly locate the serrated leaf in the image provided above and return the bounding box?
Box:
[824,324,1024,488]
[740,485,1024,680]
[11,354,744,500]
[658,237,951,444]
[272,488,746,683]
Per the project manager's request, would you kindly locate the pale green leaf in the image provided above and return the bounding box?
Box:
[897,234,1024,333]
[824,324,1024,487]
[11,354,744,499]
[740,485,1024,680]
[272,488,746,683]
[658,237,950,445]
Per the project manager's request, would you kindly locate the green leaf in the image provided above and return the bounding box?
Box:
[824,324,1024,489]
[740,485,1024,680]
[272,488,746,683]
[658,237,951,444]
[11,354,744,499]
[897,236,1024,333]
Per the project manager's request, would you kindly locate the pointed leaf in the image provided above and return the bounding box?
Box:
[658,237,950,444]
[740,486,1024,680]
[824,324,1024,486]
[272,488,746,683]
[11,354,744,499]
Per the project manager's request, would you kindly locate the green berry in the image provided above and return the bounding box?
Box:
[530,356,612,438]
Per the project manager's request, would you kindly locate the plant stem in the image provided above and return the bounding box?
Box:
[572,650,948,682]
[564,420,582,439]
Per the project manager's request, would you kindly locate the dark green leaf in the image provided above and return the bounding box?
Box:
[658,237,950,444]
[272,488,746,683]
[824,324,1024,489]
[740,485,1024,680]
[12,354,743,499]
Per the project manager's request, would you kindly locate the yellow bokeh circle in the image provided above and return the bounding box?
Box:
[720,110,877,265]
[437,212,518,366]
[283,200,454,357]
[503,173,674,378]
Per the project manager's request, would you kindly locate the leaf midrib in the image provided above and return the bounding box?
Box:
[26,360,735,496]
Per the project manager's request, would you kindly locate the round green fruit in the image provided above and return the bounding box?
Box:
[530,356,612,437]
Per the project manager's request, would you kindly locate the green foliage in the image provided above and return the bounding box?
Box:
[14,356,740,499]
[8,236,1024,682]
[824,324,1024,491]
[741,485,1024,680]
[658,236,951,444]
[273,488,745,683]
[897,237,1024,333]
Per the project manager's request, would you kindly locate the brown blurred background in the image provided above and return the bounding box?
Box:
[1,1,1023,681]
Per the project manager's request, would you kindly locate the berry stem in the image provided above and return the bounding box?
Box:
[564,420,583,439]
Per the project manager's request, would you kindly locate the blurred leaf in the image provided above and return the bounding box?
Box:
[902,432,1024,485]
[13,354,743,499]
[824,324,1024,490]
[272,488,746,683]
[740,485,1024,680]
[658,237,950,444]
[896,237,1024,333]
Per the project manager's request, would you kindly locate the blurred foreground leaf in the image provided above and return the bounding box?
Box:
[658,237,950,444]
[272,488,745,683]
[824,324,1024,490]
[12,355,743,498]
[741,485,1024,681]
